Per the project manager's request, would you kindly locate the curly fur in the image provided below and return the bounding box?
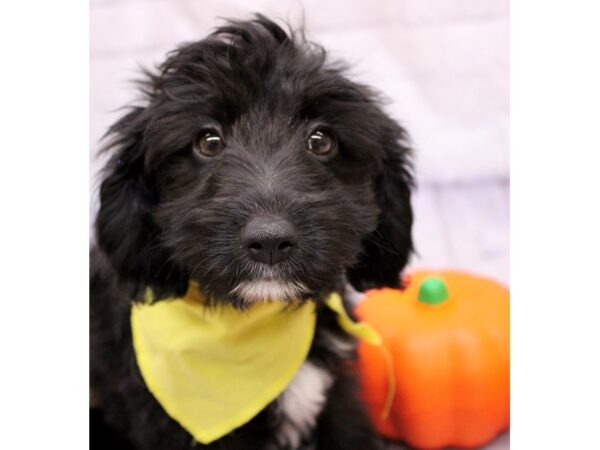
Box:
[91,15,414,450]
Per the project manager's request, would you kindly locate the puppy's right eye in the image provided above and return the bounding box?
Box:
[194,132,225,157]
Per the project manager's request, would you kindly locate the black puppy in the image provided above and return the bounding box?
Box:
[91,15,414,450]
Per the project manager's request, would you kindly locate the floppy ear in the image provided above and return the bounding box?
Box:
[95,107,188,299]
[347,120,415,291]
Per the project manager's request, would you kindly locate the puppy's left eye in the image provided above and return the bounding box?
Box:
[307,130,336,157]
[194,132,225,157]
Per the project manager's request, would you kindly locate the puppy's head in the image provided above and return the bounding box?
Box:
[96,15,414,306]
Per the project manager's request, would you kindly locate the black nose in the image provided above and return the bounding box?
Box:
[241,216,298,265]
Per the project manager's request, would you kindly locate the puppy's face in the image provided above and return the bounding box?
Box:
[96,17,414,304]
[154,102,380,305]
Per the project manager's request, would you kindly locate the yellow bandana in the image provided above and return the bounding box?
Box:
[131,284,381,444]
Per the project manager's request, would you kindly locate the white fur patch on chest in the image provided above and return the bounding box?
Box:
[273,361,334,449]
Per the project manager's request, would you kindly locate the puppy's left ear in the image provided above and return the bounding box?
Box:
[347,119,415,291]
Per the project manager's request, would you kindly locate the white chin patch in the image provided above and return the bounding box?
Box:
[231,279,308,303]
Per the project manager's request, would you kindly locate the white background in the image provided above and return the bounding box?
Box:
[2,1,599,450]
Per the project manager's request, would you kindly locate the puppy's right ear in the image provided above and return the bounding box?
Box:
[95,107,187,299]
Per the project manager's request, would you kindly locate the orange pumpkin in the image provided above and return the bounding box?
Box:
[355,271,509,449]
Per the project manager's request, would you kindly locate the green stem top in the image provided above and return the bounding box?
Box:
[417,277,449,305]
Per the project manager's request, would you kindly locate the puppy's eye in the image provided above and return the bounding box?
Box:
[194,132,225,157]
[307,130,336,157]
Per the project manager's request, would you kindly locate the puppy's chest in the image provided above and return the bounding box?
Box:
[270,361,334,450]
[130,289,364,448]
[269,326,357,449]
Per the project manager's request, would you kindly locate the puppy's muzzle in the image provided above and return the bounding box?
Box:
[241,215,298,265]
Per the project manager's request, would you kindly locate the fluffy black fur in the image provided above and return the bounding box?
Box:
[91,15,414,450]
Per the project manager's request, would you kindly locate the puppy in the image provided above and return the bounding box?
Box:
[90,15,414,450]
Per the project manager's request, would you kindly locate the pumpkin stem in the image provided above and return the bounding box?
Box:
[417,277,449,305]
